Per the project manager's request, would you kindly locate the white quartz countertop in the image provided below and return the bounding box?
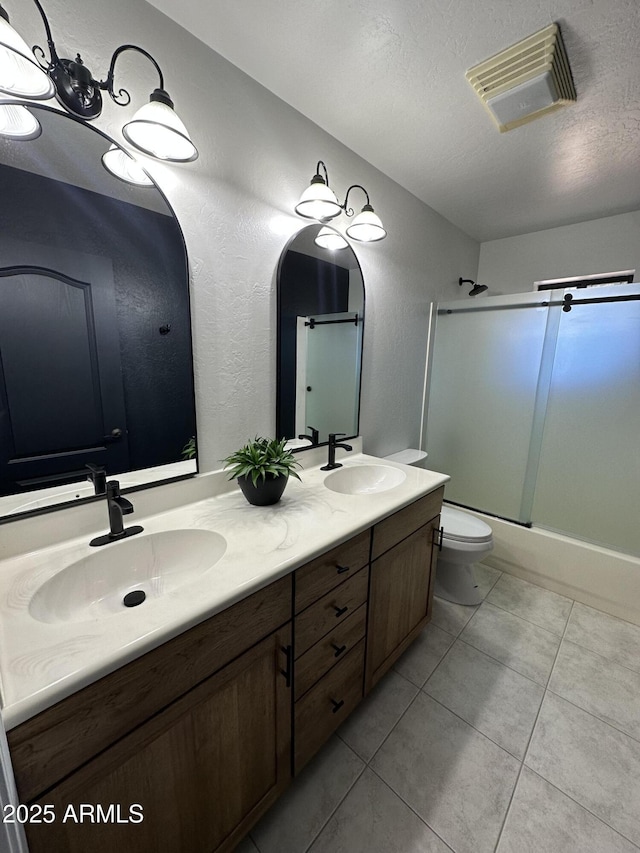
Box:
[0,452,448,729]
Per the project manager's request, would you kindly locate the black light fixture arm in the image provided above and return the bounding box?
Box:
[311,160,331,186]
[339,184,371,217]
[99,44,168,108]
[29,0,61,69]
[22,0,169,118]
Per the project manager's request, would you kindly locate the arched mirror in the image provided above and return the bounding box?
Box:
[277,224,365,446]
[0,104,196,519]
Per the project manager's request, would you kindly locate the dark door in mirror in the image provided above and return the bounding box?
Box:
[277,225,365,446]
[0,104,196,515]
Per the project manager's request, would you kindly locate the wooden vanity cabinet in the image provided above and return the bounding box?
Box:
[365,487,444,692]
[8,577,293,853]
[7,486,445,850]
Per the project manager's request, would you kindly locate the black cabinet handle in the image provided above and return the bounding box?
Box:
[330,698,345,714]
[279,644,292,688]
[331,643,347,658]
[436,525,444,552]
[333,604,348,618]
[336,564,350,574]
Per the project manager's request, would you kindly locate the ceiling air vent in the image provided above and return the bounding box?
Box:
[466,23,576,132]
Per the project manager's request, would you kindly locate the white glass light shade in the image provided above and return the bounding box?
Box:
[101,145,154,186]
[295,181,342,221]
[122,99,198,162]
[0,103,41,139]
[0,16,55,100]
[315,226,348,250]
[345,207,387,242]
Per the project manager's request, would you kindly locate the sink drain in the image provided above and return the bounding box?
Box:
[123,590,146,608]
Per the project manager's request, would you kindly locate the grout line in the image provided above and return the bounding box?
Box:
[525,767,640,851]
[545,601,574,689]
[431,599,478,638]
[456,631,552,689]
[420,690,530,764]
[367,764,456,853]
[481,567,503,596]
[393,631,455,690]
[301,741,367,853]
[453,635,549,688]
[492,599,575,852]
[362,690,423,767]
[481,597,569,638]
[559,634,640,678]
[571,600,640,632]
[543,687,640,747]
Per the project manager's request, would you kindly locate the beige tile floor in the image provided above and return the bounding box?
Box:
[239,565,640,853]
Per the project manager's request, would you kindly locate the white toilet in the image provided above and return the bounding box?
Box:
[383,449,494,607]
[434,506,494,605]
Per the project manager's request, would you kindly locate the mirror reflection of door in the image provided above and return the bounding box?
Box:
[295,313,362,439]
[277,224,365,445]
[0,239,128,496]
[0,104,196,519]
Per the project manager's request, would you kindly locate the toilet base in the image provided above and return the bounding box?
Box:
[434,559,484,606]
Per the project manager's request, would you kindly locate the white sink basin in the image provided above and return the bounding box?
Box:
[14,486,96,513]
[323,464,406,495]
[29,529,227,624]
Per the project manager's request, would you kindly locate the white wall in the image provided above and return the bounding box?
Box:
[8,0,478,471]
[478,210,640,294]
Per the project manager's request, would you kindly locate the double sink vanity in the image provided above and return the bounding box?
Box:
[0,98,448,853]
[0,443,447,853]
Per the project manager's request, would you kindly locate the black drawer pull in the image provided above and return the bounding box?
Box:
[336,564,350,574]
[331,642,347,658]
[330,698,345,714]
[333,604,348,618]
[279,645,292,688]
[436,525,444,552]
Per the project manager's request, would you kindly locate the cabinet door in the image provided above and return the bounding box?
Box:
[366,519,439,692]
[25,625,292,853]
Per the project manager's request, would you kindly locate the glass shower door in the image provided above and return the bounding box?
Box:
[423,292,552,522]
[532,283,640,555]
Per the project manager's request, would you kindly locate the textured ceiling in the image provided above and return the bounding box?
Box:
[145,0,640,241]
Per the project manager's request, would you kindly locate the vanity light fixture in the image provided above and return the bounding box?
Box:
[101,144,154,187]
[314,225,349,250]
[0,101,41,139]
[295,160,387,242]
[0,0,198,162]
[295,161,343,221]
[0,4,53,99]
[342,185,387,243]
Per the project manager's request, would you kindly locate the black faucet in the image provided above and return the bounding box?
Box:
[321,433,353,471]
[86,463,107,495]
[298,426,320,446]
[90,480,144,547]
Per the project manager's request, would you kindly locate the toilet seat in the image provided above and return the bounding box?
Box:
[440,506,493,544]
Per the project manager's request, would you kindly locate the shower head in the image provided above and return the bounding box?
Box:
[459,277,488,297]
[469,283,488,296]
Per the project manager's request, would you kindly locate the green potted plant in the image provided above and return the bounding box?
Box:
[181,436,196,460]
[222,436,301,506]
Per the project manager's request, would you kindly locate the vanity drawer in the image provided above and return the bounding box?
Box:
[294,639,365,774]
[294,603,366,701]
[295,568,368,658]
[294,531,370,613]
[371,487,444,561]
